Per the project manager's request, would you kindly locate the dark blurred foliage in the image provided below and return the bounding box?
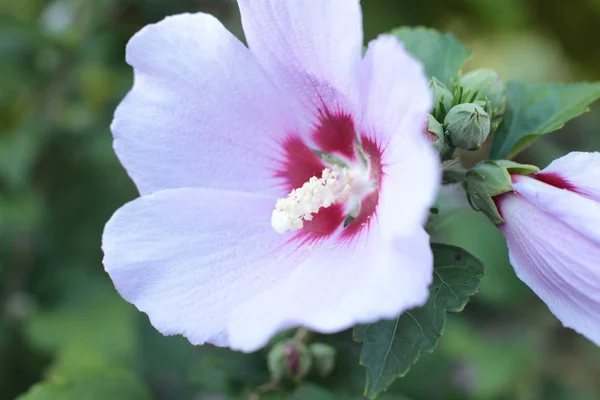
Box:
[1,0,599,399]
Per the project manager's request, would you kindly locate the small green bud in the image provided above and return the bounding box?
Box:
[444,103,491,150]
[308,343,336,377]
[267,340,313,383]
[429,77,453,118]
[427,114,443,141]
[460,68,506,119]
[427,114,453,158]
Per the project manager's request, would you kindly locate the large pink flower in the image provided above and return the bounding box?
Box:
[102,0,440,352]
[497,152,600,344]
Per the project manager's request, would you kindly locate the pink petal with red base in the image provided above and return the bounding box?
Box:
[498,152,600,346]
[512,175,600,244]
[237,0,363,120]
[540,151,600,201]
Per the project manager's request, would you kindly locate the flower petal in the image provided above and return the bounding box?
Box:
[237,0,363,116]
[540,151,600,201]
[360,34,432,144]
[356,35,439,237]
[112,13,298,195]
[103,186,435,352]
[512,175,600,244]
[377,128,441,236]
[498,192,600,345]
[228,226,433,352]
[102,187,292,348]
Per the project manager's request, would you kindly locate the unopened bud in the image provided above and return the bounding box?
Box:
[426,114,450,156]
[460,69,506,120]
[426,114,442,140]
[308,343,336,377]
[267,340,312,383]
[429,77,453,117]
[444,103,491,150]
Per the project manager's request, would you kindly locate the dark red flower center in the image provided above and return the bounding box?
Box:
[273,108,383,245]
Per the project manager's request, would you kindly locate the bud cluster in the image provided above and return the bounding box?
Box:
[267,339,337,384]
[427,69,507,159]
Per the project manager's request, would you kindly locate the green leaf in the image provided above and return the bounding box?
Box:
[428,193,529,308]
[16,366,151,400]
[354,244,484,399]
[391,27,471,85]
[490,81,600,159]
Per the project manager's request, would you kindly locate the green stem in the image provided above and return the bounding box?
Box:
[249,381,280,400]
[442,168,467,184]
[293,327,314,344]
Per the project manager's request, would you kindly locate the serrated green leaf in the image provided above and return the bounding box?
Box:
[391,27,472,85]
[354,244,484,399]
[490,81,600,159]
[16,366,151,400]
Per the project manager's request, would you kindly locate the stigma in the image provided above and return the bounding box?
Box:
[271,165,373,234]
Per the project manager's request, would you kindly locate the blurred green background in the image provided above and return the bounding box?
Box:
[1,0,599,399]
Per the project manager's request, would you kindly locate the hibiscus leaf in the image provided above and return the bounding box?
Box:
[391,27,471,85]
[490,81,600,160]
[354,244,484,399]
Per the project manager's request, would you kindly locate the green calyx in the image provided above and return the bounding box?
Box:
[462,160,539,224]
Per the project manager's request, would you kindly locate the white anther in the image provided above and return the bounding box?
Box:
[271,166,355,234]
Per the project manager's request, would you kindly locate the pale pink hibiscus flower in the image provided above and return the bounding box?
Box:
[497,152,600,345]
[102,0,440,352]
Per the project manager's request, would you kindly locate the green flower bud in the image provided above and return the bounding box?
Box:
[427,114,443,141]
[308,343,336,377]
[460,68,506,119]
[429,77,453,117]
[267,340,313,383]
[426,114,453,158]
[444,103,491,150]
